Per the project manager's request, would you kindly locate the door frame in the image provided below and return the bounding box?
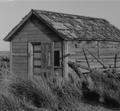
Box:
[28,42,33,76]
[28,41,54,76]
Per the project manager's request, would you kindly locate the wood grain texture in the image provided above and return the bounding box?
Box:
[11,17,62,77]
[68,41,120,72]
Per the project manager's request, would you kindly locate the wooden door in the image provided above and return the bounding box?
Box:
[28,42,53,76]
[41,43,53,74]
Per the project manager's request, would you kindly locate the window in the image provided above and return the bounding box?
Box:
[33,43,42,73]
[28,42,53,75]
[54,50,60,67]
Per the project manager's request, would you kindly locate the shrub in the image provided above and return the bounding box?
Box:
[85,69,120,106]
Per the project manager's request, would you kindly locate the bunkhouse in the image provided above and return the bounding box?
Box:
[4,9,120,78]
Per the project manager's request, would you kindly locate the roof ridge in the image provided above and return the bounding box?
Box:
[32,9,109,23]
[4,9,120,41]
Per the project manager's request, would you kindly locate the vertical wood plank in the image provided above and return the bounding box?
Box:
[64,41,69,79]
[28,43,33,76]
[10,41,13,73]
[114,54,117,73]
[83,48,91,70]
[51,42,54,74]
[97,41,100,58]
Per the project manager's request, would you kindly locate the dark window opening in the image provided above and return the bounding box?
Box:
[54,50,60,67]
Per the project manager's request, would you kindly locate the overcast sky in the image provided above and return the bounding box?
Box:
[0,0,120,51]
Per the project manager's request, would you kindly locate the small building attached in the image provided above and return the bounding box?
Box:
[4,9,120,78]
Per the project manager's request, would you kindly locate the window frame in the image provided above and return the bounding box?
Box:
[28,41,54,75]
[32,42,42,74]
[54,49,61,68]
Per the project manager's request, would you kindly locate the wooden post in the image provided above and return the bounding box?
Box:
[68,61,83,79]
[85,48,107,69]
[64,41,69,79]
[75,63,90,71]
[114,53,117,73]
[82,48,91,70]
[97,41,100,58]
[28,43,33,77]
[60,53,71,60]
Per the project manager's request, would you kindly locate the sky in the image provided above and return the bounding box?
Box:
[0,0,120,51]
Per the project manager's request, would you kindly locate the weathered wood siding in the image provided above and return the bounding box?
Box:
[11,15,62,77]
[54,42,63,76]
[68,41,120,74]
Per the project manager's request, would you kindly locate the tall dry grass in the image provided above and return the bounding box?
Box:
[0,71,56,111]
[0,69,116,111]
[87,69,120,105]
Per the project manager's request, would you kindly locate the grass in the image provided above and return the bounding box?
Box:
[86,69,120,105]
[0,72,56,111]
[0,69,117,111]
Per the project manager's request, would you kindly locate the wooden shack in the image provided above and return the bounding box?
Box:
[4,9,120,78]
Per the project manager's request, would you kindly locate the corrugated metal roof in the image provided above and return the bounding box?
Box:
[4,9,120,41]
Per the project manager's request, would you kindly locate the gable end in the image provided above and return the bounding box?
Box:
[4,10,64,41]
